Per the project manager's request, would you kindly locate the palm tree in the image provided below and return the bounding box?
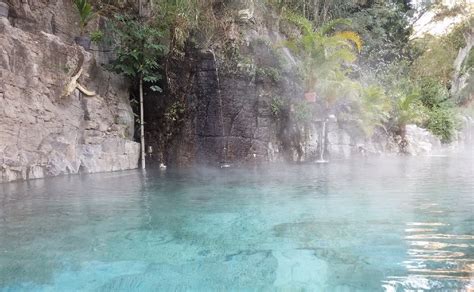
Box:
[356,85,391,136]
[284,13,362,103]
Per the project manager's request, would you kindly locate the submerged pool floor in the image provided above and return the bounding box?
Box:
[0,155,473,291]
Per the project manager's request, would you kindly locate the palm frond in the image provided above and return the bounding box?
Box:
[333,31,363,53]
[319,18,351,35]
[285,11,313,36]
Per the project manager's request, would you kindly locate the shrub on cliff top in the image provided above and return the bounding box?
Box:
[426,107,459,143]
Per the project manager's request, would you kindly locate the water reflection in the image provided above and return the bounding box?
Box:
[382,155,474,290]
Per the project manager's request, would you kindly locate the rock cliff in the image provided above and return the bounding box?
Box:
[0,5,139,183]
[144,1,393,166]
[1,0,461,183]
[147,0,467,164]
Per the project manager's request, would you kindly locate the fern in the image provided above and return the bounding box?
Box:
[285,11,314,35]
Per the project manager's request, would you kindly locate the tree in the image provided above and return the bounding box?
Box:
[284,13,362,106]
[110,15,166,169]
[348,1,412,74]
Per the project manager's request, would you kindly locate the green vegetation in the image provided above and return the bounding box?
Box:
[73,0,96,36]
[271,96,286,118]
[256,67,281,82]
[418,78,449,110]
[426,107,458,143]
[110,14,166,168]
[284,13,362,94]
[411,36,459,86]
[100,0,469,157]
[464,48,474,72]
[292,100,312,123]
[349,2,412,73]
[90,30,104,44]
[358,85,391,136]
[269,0,468,145]
[110,15,165,91]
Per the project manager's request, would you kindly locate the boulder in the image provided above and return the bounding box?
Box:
[405,124,442,155]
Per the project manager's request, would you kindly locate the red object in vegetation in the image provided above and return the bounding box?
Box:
[304,92,317,103]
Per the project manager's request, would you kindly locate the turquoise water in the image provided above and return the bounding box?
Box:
[0,155,473,291]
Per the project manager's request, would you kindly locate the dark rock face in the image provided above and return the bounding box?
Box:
[194,51,226,164]
[153,44,401,165]
[149,46,303,167]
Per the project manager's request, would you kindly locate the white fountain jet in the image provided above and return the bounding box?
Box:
[316,114,337,164]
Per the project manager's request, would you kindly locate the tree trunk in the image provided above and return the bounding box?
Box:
[139,75,146,169]
[313,0,319,23]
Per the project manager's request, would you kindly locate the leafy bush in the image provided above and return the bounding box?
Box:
[256,67,281,82]
[410,19,472,86]
[165,101,186,123]
[462,48,474,73]
[90,30,104,44]
[410,37,458,86]
[418,78,449,109]
[292,101,312,123]
[347,1,412,73]
[426,107,458,143]
[270,96,286,118]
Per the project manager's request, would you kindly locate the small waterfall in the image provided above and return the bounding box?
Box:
[275,33,297,66]
[466,117,472,144]
[209,50,230,168]
[463,116,473,151]
[320,120,326,161]
[316,119,329,164]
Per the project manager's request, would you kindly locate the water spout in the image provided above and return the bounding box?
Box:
[209,50,231,168]
[275,33,297,66]
[316,119,328,164]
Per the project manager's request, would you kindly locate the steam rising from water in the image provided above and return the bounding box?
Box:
[0,154,473,290]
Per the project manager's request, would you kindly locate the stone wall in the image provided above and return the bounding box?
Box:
[0,14,139,183]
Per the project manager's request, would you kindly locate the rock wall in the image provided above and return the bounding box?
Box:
[156,47,295,167]
[0,13,139,183]
[146,2,384,166]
